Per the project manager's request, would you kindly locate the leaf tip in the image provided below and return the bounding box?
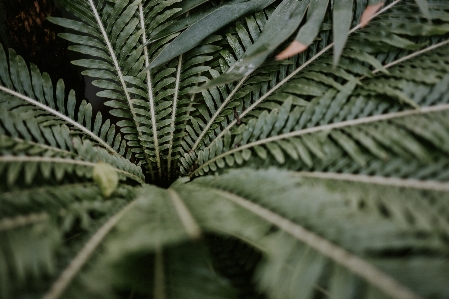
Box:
[360,2,384,28]
[93,162,119,198]
[188,85,205,94]
[275,41,308,61]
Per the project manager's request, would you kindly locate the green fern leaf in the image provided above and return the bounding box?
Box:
[1,0,449,298]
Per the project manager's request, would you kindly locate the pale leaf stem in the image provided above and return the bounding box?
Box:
[9,135,75,157]
[167,55,183,175]
[372,39,449,75]
[167,188,201,239]
[213,188,422,299]
[0,86,118,155]
[209,0,402,145]
[139,3,161,178]
[154,248,166,299]
[294,171,449,192]
[0,156,144,184]
[191,76,248,152]
[193,103,449,175]
[87,0,153,171]
[42,199,139,299]
[0,212,48,232]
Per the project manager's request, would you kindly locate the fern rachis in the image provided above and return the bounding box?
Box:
[1,0,449,299]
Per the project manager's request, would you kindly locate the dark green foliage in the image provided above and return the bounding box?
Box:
[1,0,449,299]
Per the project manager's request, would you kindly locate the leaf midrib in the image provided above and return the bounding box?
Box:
[87,0,153,172]
[6,135,75,157]
[42,198,139,299]
[0,212,48,232]
[190,76,248,152]
[207,0,402,146]
[209,187,422,299]
[139,3,161,179]
[294,171,449,191]
[0,85,118,156]
[167,55,183,176]
[0,156,144,184]
[193,103,449,175]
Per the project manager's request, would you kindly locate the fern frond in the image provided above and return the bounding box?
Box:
[142,3,227,180]
[186,168,449,299]
[50,0,157,176]
[186,9,272,153]
[190,102,449,176]
[0,46,124,157]
[1,184,95,216]
[2,0,449,298]
[2,184,135,299]
[187,1,448,159]
[0,218,60,299]
[42,196,138,299]
[0,127,143,186]
[0,125,74,158]
[187,27,449,176]
[297,175,449,230]
[0,43,145,186]
[66,182,270,298]
[50,0,227,182]
[137,1,174,179]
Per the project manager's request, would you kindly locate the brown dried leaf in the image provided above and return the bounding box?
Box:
[275,41,308,60]
[360,2,384,28]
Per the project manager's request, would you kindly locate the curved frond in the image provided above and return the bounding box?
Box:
[184,168,449,299]
[50,0,227,182]
[186,16,449,179]
[56,184,236,298]
[2,0,449,298]
[50,0,157,176]
[0,180,135,299]
[0,218,59,299]
[0,46,124,157]
[42,197,139,299]
[0,131,144,186]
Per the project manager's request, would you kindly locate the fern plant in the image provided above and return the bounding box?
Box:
[1,0,449,298]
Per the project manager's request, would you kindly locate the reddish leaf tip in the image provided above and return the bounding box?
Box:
[275,41,308,60]
[360,2,384,28]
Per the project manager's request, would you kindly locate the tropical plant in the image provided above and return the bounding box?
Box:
[1,0,449,298]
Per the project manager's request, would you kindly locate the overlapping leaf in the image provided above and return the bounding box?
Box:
[184,3,449,183]
[1,0,449,298]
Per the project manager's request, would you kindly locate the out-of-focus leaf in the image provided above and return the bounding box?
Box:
[413,0,430,19]
[147,0,274,70]
[147,1,214,44]
[333,0,353,65]
[193,0,309,91]
[367,0,428,19]
[295,0,329,46]
[171,0,211,18]
[343,50,389,74]
[276,0,350,61]
[92,162,119,198]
